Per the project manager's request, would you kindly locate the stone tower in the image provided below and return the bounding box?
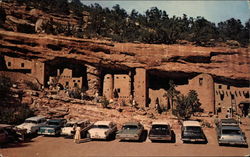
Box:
[134,68,147,108]
[103,74,114,100]
[188,73,215,113]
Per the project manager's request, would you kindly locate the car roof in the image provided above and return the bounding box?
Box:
[221,125,241,130]
[26,116,46,121]
[123,122,140,126]
[94,121,112,125]
[152,121,170,125]
[220,118,238,124]
[183,121,201,127]
[48,119,65,122]
[67,119,89,124]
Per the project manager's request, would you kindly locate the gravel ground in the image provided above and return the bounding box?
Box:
[1,122,249,157]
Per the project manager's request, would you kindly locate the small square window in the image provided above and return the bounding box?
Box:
[78,80,80,82]
[218,85,222,89]
[227,85,230,90]
[8,62,11,66]
[21,63,24,67]
[73,80,76,82]
[107,77,110,79]
[116,77,119,79]
[66,82,69,86]
[199,78,203,86]
[117,88,120,93]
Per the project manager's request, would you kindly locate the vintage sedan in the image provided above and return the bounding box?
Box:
[149,121,173,142]
[181,121,206,143]
[0,124,20,144]
[116,122,144,141]
[38,119,66,136]
[87,121,117,140]
[216,121,248,147]
[16,116,47,134]
[61,119,93,137]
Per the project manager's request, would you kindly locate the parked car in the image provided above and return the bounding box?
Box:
[181,121,206,143]
[38,119,66,136]
[149,121,173,142]
[87,121,117,140]
[61,119,93,137]
[0,124,21,144]
[116,122,144,141]
[16,116,46,134]
[216,119,248,147]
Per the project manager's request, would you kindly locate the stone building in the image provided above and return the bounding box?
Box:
[176,73,215,113]
[49,68,83,89]
[4,55,46,85]
[103,74,131,103]
[214,83,250,117]
[134,68,148,107]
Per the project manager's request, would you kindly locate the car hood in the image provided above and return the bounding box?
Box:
[62,127,73,130]
[17,123,36,129]
[118,129,140,135]
[220,135,246,142]
[88,128,109,134]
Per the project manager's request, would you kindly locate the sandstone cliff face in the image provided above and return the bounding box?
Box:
[0,30,249,86]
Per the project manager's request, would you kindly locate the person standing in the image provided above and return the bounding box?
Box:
[74,126,81,144]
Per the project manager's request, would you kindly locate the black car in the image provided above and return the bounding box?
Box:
[149,121,173,142]
[38,119,66,136]
[181,121,206,143]
[0,124,22,144]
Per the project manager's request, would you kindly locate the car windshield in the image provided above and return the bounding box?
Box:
[48,122,59,126]
[152,125,169,131]
[25,120,38,124]
[222,129,241,135]
[185,126,202,133]
[65,123,75,127]
[93,125,109,129]
[123,125,138,130]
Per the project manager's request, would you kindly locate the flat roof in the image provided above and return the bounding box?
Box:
[94,121,112,126]
[26,116,46,121]
[152,121,170,125]
[183,121,201,127]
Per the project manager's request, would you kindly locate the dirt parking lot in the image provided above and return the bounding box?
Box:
[1,125,249,157]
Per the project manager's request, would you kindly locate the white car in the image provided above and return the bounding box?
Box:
[61,119,92,137]
[88,121,117,140]
[16,116,46,134]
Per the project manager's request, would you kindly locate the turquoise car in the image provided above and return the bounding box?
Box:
[38,119,66,136]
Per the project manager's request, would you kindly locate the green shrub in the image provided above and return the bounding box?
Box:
[100,96,109,108]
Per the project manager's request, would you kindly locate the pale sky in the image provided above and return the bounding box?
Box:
[81,0,250,24]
